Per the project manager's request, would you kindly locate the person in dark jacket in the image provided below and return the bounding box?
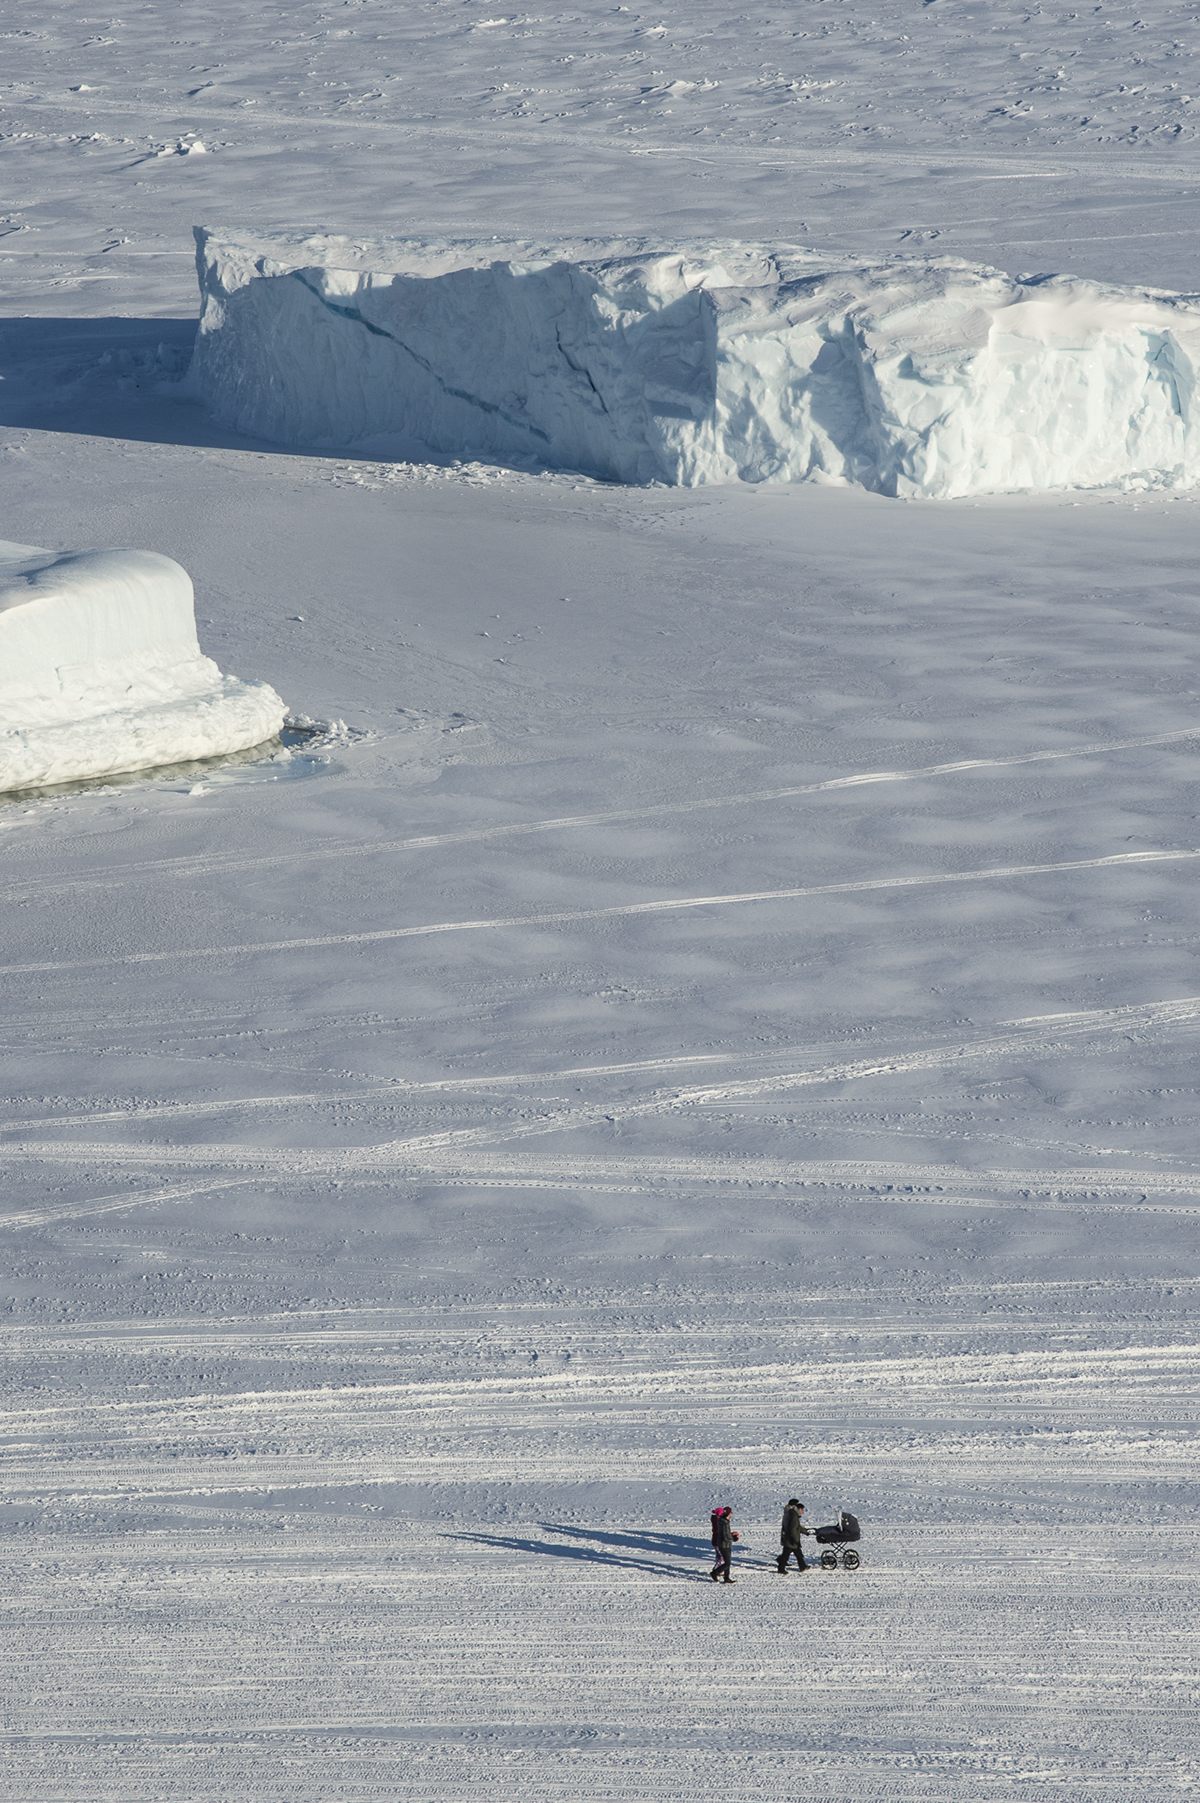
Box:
[710,1505,738,1583]
[776,1498,812,1572]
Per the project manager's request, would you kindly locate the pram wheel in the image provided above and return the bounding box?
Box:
[820,1549,838,1570]
[842,1549,860,1571]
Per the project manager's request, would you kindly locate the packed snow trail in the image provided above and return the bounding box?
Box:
[4,843,1200,977]
[0,1318,1195,1801]
[4,721,1195,899]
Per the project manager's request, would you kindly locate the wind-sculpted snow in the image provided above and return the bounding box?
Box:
[193,228,1200,497]
[0,540,286,792]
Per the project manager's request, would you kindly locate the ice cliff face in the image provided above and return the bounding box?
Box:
[191,228,1200,497]
[0,542,286,792]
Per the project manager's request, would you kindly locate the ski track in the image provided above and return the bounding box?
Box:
[3,990,1200,1131]
[6,1152,1200,1220]
[6,997,1200,1223]
[4,845,1199,980]
[7,993,1200,1120]
[4,725,1196,901]
[3,1345,1196,1503]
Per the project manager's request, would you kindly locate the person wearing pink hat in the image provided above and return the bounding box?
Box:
[710,1505,739,1583]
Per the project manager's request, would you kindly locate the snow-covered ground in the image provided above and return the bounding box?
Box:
[1,3,1198,1800]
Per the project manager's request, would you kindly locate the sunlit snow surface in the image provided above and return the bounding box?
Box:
[1,2,1199,1801]
[195,227,1200,494]
[0,539,285,790]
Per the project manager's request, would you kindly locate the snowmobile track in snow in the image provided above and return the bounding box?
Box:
[4,722,1196,902]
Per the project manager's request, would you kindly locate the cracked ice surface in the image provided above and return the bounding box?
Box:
[193,227,1200,497]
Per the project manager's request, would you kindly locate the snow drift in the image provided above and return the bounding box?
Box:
[191,228,1200,497]
[0,540,286,792]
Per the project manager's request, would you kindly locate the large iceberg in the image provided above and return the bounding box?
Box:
[191,227,1200,498]
[0,540,286,793]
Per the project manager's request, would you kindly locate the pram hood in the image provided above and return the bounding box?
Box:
[814,1510,861,1544]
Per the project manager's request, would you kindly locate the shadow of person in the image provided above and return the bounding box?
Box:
[538,1521,711,1559]
[444,1526,714,1580]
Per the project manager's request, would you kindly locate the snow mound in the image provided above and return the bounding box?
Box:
[191,228,1200,497]
[0,541,286,792]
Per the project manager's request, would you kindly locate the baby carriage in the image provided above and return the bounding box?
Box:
[814,1510,861,1571]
